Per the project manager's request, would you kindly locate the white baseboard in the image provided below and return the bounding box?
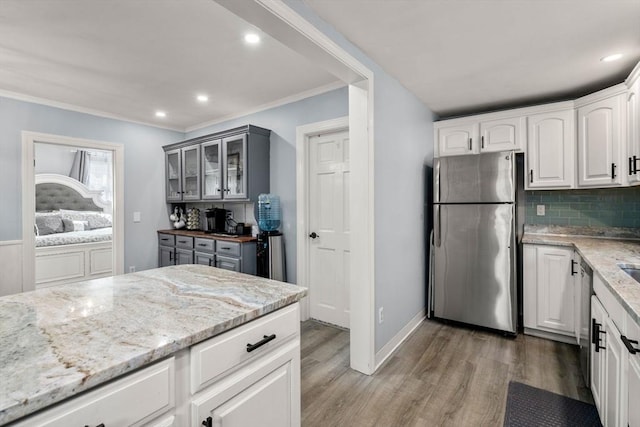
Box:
[524,327,578,345]
[375,309,426,370]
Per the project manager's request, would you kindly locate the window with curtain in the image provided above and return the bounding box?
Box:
[70,149,113,204]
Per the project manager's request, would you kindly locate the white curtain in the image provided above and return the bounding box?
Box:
[69,150,113,204]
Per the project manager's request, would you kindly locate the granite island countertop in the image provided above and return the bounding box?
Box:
[0,265,306,425]
[521,225,640,327]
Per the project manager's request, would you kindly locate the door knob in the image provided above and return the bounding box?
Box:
[309,232,319,239]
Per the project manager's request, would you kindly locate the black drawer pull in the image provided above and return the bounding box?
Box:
[221,247,231,250]
[571,260,577,275]
[621,335,639,355]
[592,319,606,352]
[246,334,276,352]
[161,238,169,241]
[198,243,207,247]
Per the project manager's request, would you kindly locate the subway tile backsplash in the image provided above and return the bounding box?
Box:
[525,187,640,228]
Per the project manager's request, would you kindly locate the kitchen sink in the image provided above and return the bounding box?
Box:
[618,263,640,283]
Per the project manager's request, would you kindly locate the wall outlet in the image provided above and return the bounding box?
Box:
[129,266,136,273]
[378,307,384,324]
[536,205,545,216]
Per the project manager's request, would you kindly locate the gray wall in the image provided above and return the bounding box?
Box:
[34,143,76,175]
[283,0,436,352]
[186,86,349,283]
[0,96,183,272]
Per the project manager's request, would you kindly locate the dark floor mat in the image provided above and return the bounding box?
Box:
[503,381,601,427]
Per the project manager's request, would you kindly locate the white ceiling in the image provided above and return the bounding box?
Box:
[0,0,340,131]
[304,0,640,118]
[1,1,639,129]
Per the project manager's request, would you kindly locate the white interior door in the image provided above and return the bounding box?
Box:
[308,129,350,328]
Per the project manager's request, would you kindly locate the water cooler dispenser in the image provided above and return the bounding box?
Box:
[256,194,286,282]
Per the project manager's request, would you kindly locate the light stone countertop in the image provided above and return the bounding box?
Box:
[521,226,640,327]
[0,265,306,425]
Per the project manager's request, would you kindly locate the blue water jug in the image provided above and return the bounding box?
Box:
[258,194,281,232]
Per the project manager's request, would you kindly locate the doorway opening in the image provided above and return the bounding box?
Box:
[21,132,124,292]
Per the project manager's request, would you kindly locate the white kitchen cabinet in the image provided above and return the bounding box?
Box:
[436,123,478,156]
[12,358,176,427]
[479,116,525,152]
[627,315,640,427]
[523,244,577,340]
[526,109,575,189]
[627,72,640,185]
[191,303,300,427]
[604,314,627,427]
[591,296,607,421]
[577,91,626,188]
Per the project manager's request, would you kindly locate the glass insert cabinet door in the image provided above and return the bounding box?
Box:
[201,139,222,200]
[181,145,201,200]
[223,134,247,199]
[166,148,182,201]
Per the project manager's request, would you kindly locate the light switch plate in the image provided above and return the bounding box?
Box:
[133,211,141,222]
[536,205,545,216]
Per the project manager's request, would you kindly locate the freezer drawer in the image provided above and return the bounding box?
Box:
[435,151,515,203]
[433,203,516,333]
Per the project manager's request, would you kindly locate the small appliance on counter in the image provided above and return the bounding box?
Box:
[205,208,228,233]
[256,194,286,281]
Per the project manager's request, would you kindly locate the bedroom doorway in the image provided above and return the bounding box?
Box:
[21,132,124,292]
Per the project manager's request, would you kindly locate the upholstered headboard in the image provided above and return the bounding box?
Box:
[35,174,112,214]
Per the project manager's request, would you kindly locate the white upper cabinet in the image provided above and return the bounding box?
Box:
[526,109,575,189]
[626,66,640,185]
[577,89,626,188]
[480,116,525,152]
[437,123,478,156]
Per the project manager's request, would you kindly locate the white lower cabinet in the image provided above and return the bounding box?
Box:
[191,302,301,427]
[12,358,176,427]
[591,274,640,427]
[192,340,299,427]
[523,244,579,340]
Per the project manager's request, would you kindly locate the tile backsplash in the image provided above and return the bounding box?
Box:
[525,187,640,228]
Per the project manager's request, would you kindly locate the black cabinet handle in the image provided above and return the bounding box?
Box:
[468,138,472,151]
[611,162,617,179]
[221,247,231,250]
[481,136,485,149]
[161,238,169,241]
[571,260,578,276]
[247,334,276,352]
[169,252,173,261]
[198,243,207,247]
[202,416,212,427]
[621,335,639,354]
[529,170,533,184]
[592,319,606,352]
[84,424,105,427]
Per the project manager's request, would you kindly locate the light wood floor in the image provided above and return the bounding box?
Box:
[301,319,591,427]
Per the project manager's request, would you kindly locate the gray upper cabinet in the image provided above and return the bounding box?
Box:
[164,125,270,202]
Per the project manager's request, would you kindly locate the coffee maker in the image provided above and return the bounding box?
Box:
[205,208,228,233]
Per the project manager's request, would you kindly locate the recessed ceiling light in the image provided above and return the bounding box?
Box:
[601,53,623,62]
[196,94,209,103]
[244,33,260,44]
[155,111,167,118]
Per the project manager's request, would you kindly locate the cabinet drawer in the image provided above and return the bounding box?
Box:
[216,255,240,272]
[593,273,625,331]
[194,237,215,253]
[190,303,299,393]
[14,358,175,427]
[216,241,240,257]
[158,233,175,246]
[175,236,194,249]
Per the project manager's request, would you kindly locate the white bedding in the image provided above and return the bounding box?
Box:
[35,227,112,247]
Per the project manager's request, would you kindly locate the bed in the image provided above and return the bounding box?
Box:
[34,173,113,288]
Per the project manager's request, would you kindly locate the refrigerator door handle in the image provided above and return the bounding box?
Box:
[434,205,441,247]
[434,159,441,203]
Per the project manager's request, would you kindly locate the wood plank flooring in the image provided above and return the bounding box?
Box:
[301,319,591,427]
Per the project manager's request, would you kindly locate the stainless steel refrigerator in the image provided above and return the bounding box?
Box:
[433,151,517,334]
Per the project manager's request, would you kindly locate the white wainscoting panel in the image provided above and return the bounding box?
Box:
[0,240,23,296]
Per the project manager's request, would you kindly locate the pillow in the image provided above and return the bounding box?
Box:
[35,214,64,235]
[59,210,112,230]
[62,219,89,232]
